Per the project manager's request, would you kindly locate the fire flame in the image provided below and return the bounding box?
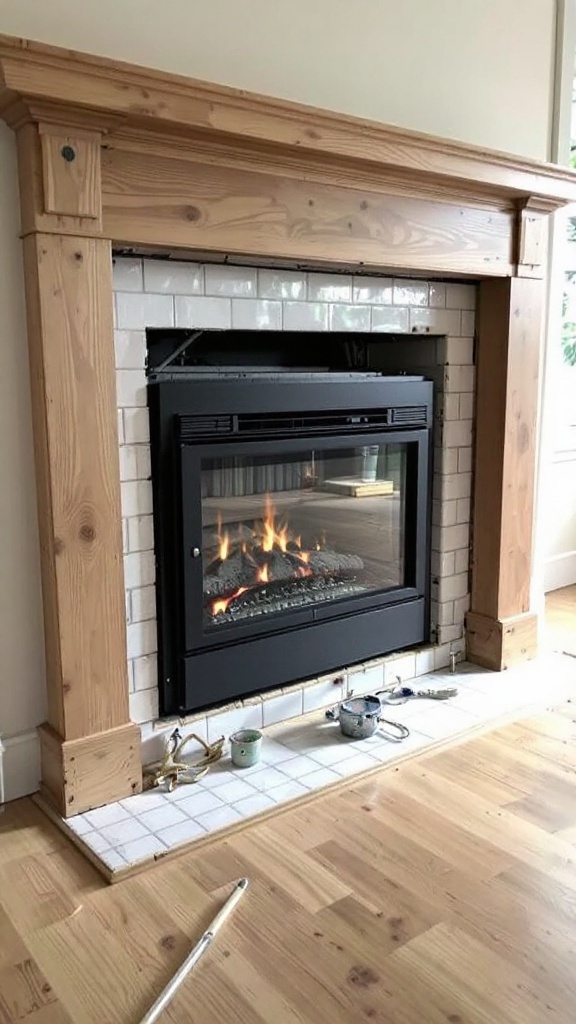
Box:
[209,496,325,618]
[212,586,248,616]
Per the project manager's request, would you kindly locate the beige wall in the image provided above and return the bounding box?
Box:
[0,0,559,796]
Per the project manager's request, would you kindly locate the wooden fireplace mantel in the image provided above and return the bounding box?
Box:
[1,33,575,815]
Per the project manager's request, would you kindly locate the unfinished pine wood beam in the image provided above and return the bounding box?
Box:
[467,277,544,670]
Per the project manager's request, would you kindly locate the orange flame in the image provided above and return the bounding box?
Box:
[216,512,230,561]
[212,586,248,616]
[257,564,269,583]
[298,550,310,564]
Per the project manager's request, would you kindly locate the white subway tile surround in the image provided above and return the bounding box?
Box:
[113,258,476,734]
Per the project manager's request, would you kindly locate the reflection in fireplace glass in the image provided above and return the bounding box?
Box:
[201,443,407,627]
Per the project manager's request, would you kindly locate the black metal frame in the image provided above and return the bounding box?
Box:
[148,375,433,715]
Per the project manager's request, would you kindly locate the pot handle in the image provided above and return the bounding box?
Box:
[377,717,410,741]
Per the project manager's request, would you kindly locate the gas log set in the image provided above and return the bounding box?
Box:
[204,497,365,625]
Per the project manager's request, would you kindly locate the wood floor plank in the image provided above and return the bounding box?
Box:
[4,690,576,1021]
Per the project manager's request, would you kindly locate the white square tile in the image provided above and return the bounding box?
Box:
[329,304,371,331]
[346,663,383,697]
[144,260,203,295]
[129,688,159,725]
[116,369,147,408]
[114,330,146,370]
[409,308,461,335]
[353,277,392,305]
[299,767,340,790]
[262,691,303,727]
[429,283,446,308]
[113,258,143,292]
[330,752,380,777]
[283,302,328,331]
[175,295,231,329]
[241,766,292,792]
[170,790,225,817]
[120,790,169,815]
[67,814,94,837]
[233,793,276,817]
[405,704,479,740]
[121,480,153,518]
[272,754,320,778]
[195,805,243,832]
[258,269,306,300]
[124,551,155,589]
[461,310,476,337]
[371,307,409,332]
[415,650,436,677]
[99,848,128,871]
[130,586,156,623]
[204,265,256,296]
[126,619,157,660]
[186,765,237,790]
[119,444,150,482]
[303,679,344,714]
[137,804,188,833]
[384,653,416,686]
[206,702,263,743]
[156,819,208,848]
[117,834,167,864]
[213,778,258,803]
[99,817,151,847]
[258,740,301,765]
[82,803,131,830]
[268,780,311,803]
[308,741,360,767]
[232,299,282,330]
[308,274,351,302]
[127,515,154,553]
[133,654,158,693]
[124,408,150,444]
[116,292,174,330]
[393,280,428,306]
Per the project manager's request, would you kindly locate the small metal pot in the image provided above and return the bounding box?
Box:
[326,695,411,742]
[326,695,382,739]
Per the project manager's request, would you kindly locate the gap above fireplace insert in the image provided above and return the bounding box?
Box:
[148,348,432,716]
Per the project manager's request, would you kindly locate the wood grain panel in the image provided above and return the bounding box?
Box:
[1,32,576,205]
[22,233,128,740]
[40,128,101,219]
[102,148,514,275]
[471,277,543,620]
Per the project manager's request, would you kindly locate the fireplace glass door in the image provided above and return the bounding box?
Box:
[180,428,426,652]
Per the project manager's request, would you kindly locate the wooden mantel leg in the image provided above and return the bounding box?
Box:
[467,276,543,670]
[15,122,141,815]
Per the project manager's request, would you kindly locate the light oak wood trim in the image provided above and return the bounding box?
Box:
[22,232,129,739]
[466,611,538,670]
[101,146,515,275]
[39,722,142,816]
[470,277,543,623]
[40,127,102,219]
[0,33,576,206]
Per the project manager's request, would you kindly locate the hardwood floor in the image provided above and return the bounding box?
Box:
[545,585,576,656]
[3,697,576,1022]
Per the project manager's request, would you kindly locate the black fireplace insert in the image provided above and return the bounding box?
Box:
[149,373,433,715]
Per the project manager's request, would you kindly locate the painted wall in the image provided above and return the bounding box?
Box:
[0,0,559,800]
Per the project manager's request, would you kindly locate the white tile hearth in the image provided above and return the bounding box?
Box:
[49,654,576,880]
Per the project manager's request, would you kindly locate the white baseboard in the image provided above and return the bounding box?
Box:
[0,729,40,804]
[544,550,576,592]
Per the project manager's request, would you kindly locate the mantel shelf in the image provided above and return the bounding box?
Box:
[0,32,576,212]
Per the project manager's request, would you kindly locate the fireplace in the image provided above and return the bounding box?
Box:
[0,34,570,815]
[149,359,432,714]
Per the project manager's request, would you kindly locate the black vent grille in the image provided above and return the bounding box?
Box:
[179,406,428,441]
[179,415,233,440]
[389,406,428,425]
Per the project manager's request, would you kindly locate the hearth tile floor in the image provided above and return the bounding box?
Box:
[58,654,576,879]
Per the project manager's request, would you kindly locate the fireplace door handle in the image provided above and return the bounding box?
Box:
[191,547,201,558]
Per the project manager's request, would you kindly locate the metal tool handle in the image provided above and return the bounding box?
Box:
[139,878,248,1024]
